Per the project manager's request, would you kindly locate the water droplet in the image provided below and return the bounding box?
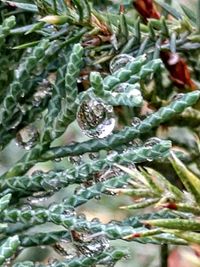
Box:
[107,151,118,160]
[111,165,123,176]
[54,158,62,162]
[74,185,85,195]
[144,137,161,147]
[132,138,143,147]
[88,153,99,160]
[32,79,52,107]
[94,195,101,200]
[91,217,101,224]
[110,54,135,73]
[112,83,130,93]
[5,111,23,130]
[48,258,59,266]
[27,191,53,204]
[77,96,115,138]
[19,104,28,114]
[15,68,22,80]
[15,125,38,150]
[106,189,117,196]
[131,117,141,127]
[77,213,86,220]
[53,243,71,257]
[44,178,59,190]
[69,155,82,165]
[31,170,44,177]
[127,163,136,170]
[93,166,119,184]
[109,219,121,225]
[63,208,76,217]
[71,229,109,257]
[21,204,32,211]
[172,93,184,101]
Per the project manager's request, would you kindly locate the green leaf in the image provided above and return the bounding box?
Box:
[181,4,196,23]
[142,218,200,231]
[0,236,20,265]
[13,40,40,49]
[155,0,182,19]
[170,151,200,205]
[0,194,11,213]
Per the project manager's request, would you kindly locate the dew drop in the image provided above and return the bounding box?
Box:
[131,117,141,127]
[94,195,101,200]
[111,165,123,176]
[51,243,67,258]
[91,217,101,224]
[19,104,28,114]
[144,137,161,147]
[88,152,99,160]
[54,158,62,162]
[71,229,109,257]
[5,111,23,130]
[172,93,184,101]
[31,170,44,177]
[21,204,32,211]
[27,191,53,204]
[127,163,136,170]
[112,82,130,93]
[48,258,59,266]
[107,150,118,160]
[74,185,85,195]
[110,54,135,74]
[109,219,121,225]
[131,138,143,148]
[77,213,86,220]
[85,235,109,256]
[42,178,59,191]
[32,79,52,107]
[63,208,76,217]
[15,125,38,150]
[69,155,82,165]
[106,189,117,196]
[77,96,115,138]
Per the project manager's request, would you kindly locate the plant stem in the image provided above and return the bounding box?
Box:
[160,244,168,267]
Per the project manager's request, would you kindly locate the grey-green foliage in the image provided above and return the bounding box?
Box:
[0,0,200,266]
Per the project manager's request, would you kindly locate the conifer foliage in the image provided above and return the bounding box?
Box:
[0,0,200,266]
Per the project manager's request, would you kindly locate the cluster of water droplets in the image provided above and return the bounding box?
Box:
[15,125,39,150]
[76,96,115,138]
